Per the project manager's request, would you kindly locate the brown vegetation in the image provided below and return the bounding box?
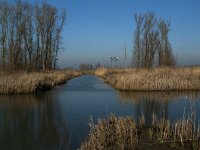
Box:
[95,67,200,91]
[79,114,200,150]
[79,114,138,150]
[0,70,81,94]
[0,0,66,71]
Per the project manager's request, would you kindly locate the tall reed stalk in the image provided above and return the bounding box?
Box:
[80,110,200,150]
[95,67,200,91]
[0,70,81,94]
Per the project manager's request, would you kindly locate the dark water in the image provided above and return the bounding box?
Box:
[0,75,200,150]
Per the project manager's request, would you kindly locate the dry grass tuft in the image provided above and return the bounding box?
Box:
[80,112,200,150]
[95,67,200,91]
[0,70,81,94]
[79,114,138,150]
[94,68,108,77]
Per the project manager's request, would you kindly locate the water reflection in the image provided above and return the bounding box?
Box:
[117,91,200,125]
[0,76,200,149]
[0,94,70,150]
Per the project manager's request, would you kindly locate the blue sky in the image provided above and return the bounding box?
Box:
[41,0,200,68]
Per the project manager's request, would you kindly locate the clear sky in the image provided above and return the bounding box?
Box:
[40,0,200,68]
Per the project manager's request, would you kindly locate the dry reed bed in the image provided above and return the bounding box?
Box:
[79,114,138,150]
[95,67,200,91]
[0,70,81,94]
[79,114,200,150]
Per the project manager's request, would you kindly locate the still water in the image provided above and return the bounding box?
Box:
[0,75,200,149]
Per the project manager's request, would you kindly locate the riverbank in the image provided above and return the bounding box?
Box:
[95,67,200,91]
[79,114,200,150]
[0,70,81,94]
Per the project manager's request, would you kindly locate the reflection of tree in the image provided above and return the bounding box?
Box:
[117,91,200,125]
[118,91,199,103]
[135,97,168,126]
[0,94,69,150]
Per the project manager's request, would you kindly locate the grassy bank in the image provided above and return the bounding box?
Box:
[0,70,81,94]
[95,67,200,91]
[79,114,200,150]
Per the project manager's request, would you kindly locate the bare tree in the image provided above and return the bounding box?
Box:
[133,13,145,67]
[0,0,66,71]
[53,8,66,69]
[0,1,10,67]
[142,12,160,68]
[133,12,176,68]
[158,19,176,66]
[22,2,34,69]
[35,2,66,70]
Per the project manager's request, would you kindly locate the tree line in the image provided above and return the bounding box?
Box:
[133,12,176,68]
[0,0,66,71]
[79,63,101,70]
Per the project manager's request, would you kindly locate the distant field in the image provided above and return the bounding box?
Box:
[95,67,200,91]
[0,70,81,94]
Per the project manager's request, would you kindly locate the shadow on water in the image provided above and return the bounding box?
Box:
[0,94,70,150]
[117,91,200,125]
[0,75,200,149]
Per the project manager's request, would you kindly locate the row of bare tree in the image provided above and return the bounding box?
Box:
[79,63,101,70]
[0,0,66,71]
[133,12,176,68]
